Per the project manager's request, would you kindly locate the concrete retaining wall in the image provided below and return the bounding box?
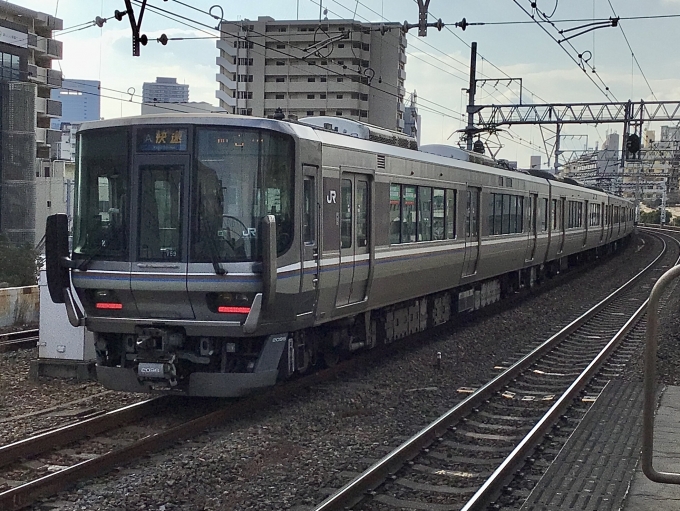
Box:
[0,285,39,328]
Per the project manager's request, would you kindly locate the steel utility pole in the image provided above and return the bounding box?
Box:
[466,42,477,151]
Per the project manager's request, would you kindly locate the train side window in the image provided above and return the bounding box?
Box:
[432,188,445,240]
[340,179,352,248]
[517,196,524,233]
[466,190,479,237]
[401,185,416,243]
[493,193,502,235]
[356,179,369,248]
[445,189,456,239]
[502,194,511,234]
[302,176,315,244]
[509,195,518,233]
[418,186,432,241]
[541,198,548,231]
[552,199,558,230]
[389,184,401,244]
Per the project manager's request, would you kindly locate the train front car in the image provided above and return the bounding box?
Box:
[48,115,308,397]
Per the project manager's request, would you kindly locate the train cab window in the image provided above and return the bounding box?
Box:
[340,179,352,248]
[356,180,369,248]
[389,184,401,244]
[302,176,315,244]
[432,189,445,240]
[73,128,129,260]
[193,128,294,262]
[418,187,432,241]
[401,186,417,243]
[445,189,456,239]
[138,165,182,261]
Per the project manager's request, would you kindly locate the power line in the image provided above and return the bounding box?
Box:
[512,0,618,102]
[606,0,658,102]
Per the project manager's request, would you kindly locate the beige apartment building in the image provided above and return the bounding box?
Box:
[216,16,407,132]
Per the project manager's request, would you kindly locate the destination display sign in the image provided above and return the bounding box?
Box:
[137,127,188,152]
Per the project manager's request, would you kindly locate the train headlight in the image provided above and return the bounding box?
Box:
[207,292,254,314]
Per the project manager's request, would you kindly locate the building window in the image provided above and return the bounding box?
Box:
[275,77,285,82]
[337,60,344,65]
[336,94,343,99]
[276,61,285,66]
[360,110,368,117]
[350,109,359,116]
[307,94,315,99]
[336,110,343,116]
[362,43,370,51]
[276,93,284,99]
[319,110,326,115]
[320,93,326,99]
[239,108,253,115]
[47,200,52,208]
[321,60,328,65]
[320,77,327,82]
[277,44,285,49]
[337,43,345,48]
[0,52,20,81]
[306,110,314,116]
[308,77,315,82]
[237,91,253,99]
[337,77,343,82]
[238,58,253,65]
[308,60,316,65]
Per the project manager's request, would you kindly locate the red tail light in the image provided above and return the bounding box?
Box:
[217,306,250,314]
[96,302,123,310]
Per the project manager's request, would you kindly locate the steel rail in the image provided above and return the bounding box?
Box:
[313,232,670,511]
[0,329,39,353]
[0,398,165,469]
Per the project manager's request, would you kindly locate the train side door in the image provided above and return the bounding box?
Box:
[583,200,588,246]
[525,194,537,261]
[462,188,480,277]
[336,173,371,306]
[130,154,194,319]
[559,198,566,253]
[297,166,320,317]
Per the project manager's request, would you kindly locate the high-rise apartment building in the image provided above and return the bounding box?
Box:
[142,77,189,104]
[0,2,62,245]
[216,17,407,132]
[50,79,100,129]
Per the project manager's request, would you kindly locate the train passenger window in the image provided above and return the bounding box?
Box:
[401,186,417,242]
[552,199,558,230]
[445,189,456,239]
[465,190,479,237]
[432,189,445,240]
[356,180,368,248]
[389,184,401,244]
[517,196,524,232]
[509,195,518,233]
[503,194,511,234]
[418,187,432,241]
[493,194,502,235]
[302,176,315,244]
[541,198,548,231]
[340,179,352,248]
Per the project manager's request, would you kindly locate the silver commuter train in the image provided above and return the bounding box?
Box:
[44,114,634,397]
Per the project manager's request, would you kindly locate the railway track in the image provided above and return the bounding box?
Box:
[0,329,38,353]
[313,228,679,511]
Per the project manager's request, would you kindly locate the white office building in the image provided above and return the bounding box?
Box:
[216,16,407,132]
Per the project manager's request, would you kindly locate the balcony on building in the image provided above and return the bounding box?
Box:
[216,39,237,57]
[216,56,236,74]
[216,73,237,91]
[36,97,62,118]
[216,89,236,107]
[35,127,61,146]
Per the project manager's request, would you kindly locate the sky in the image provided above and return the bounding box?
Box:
[11,0,680,168]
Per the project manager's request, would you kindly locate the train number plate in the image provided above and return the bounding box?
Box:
[138,362,165,379]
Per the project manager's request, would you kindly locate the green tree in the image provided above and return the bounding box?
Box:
[640,209,673,225]
[0,237,41,287]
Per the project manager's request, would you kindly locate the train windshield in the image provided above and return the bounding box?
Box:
[72,128,130,260]
[192,128,294,263]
